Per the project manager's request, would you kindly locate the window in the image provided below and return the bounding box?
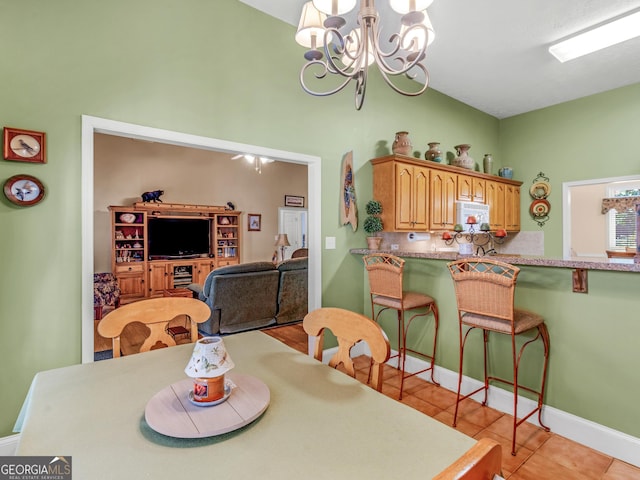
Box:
[607,183,640,250]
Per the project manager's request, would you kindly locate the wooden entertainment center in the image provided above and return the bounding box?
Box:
[109,203,241,300]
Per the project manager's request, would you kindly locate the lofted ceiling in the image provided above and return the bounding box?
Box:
[239,0,640,118]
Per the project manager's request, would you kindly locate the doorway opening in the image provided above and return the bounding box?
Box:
[81,115,322,363]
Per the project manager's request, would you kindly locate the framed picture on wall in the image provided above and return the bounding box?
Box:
[3,127,47,163]
[285,195,305,207]
[248,213,261,231]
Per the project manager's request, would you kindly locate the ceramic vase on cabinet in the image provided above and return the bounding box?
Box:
[425,142,443,162]
[483,154,493,174]
[392,131,413,155]
[452,144,474,170]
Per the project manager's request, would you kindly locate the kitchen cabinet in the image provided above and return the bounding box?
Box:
[373,158,430,231]
[372,155,521,232]
[430,170,457,230]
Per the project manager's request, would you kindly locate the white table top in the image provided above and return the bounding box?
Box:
[16,331,474,479]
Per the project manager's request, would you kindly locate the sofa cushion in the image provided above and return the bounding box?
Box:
[277,257,308,272]
[213,261,276,276]
[201,262,276,301]
[276,258,308,325]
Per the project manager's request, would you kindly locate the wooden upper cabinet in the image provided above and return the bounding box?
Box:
[430,170,456,230]
[487,180,506,230]
[457,176,486,203]
[372,155,520,232]
[505,184,521,231]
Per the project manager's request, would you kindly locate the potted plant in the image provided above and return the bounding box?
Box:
[363,200,384,250]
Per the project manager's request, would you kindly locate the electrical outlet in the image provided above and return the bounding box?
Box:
[391,244,399,251]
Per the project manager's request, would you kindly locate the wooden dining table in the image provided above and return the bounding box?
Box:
[16,330,475,479]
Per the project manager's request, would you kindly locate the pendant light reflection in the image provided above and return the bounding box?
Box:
[231,154,274,174]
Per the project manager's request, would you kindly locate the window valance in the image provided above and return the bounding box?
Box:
[601,196,640,214]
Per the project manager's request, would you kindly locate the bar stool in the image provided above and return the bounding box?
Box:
[363,253,439,399]
[447,258,550,455]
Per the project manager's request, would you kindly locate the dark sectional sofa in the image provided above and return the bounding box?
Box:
[189,257,308,335]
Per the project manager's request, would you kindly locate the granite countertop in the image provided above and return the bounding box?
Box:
[350,249,640,273]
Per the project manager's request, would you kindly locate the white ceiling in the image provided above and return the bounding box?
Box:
[239,0,640,118]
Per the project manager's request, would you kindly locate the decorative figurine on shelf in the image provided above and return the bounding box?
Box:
[141,190,164,203]
[225,201,235,211]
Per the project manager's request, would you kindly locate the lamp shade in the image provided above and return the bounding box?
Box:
[312,0,356,16]
[296,1,330,48]
[389,0,433,14]
[400,10,435,49]
[275,233,291,247]
[184,337,235,378]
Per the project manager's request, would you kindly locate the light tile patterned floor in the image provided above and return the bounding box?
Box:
[263,323,640,480]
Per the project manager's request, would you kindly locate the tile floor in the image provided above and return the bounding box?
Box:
[264,322,640,480]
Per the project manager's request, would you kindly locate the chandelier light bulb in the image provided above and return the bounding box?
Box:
[312,0,357,16]
[389,0,433,15]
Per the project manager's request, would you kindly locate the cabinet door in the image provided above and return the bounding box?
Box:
[487,181,505,230]
[117,273,146,299]
[505,185,521,231]
[457,175,473,202]
[394,164,429,231]
[148,263,170,296]
[412,166,430,230]
[430,170,456,230]
[194,260,215,285]
[472,178,486,203]
[395,163,415,230]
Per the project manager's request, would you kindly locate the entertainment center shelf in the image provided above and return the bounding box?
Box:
[109,203,242,300]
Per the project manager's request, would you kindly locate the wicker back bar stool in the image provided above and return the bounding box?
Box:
[363,253,439,399]
[447,258,550,456]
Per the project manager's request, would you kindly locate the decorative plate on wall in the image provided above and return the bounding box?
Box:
[530,181,551,199]
[3,174,46,206]
[530,198,551,218]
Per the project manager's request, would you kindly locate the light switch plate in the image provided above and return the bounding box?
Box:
[325,236,336,249]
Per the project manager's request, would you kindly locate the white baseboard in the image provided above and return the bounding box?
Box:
[328,342,640,468]
[0,434,19,456]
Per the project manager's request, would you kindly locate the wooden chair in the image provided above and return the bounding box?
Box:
[363,253,439,399]
[447,258,550,455]
[433,438,503,480]
[97,297,210,357]
[303,307,390,391]
[291,248,308,258]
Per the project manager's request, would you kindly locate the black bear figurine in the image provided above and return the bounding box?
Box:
[141,190,164,203]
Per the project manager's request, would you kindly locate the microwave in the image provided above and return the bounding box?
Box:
[455,201,490,232]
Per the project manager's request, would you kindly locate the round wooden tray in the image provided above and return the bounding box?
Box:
[145,373,270,438]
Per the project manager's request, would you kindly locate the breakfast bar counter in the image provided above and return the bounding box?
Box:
[350,248,640,273]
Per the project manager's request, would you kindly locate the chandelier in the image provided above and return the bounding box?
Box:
[295,0,435,110]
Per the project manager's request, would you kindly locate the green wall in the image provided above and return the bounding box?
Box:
[1,0,638,442]
[0,0,499,437]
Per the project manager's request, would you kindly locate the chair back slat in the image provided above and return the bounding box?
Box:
[97,297,210,357]
[363,253,405,300]
[303,307,391,391]
[433,438,503,480]
[448,259,519,321]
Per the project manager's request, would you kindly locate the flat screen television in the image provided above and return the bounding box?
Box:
[148,218,211,259]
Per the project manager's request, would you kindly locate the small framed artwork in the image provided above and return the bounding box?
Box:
[285,195,305,207]
[3,127,47,163]
[248,213,261,231]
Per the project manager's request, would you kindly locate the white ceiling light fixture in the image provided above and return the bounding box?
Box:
[295,0,435,110]
[549,10,640,63]
[231,154,274,174]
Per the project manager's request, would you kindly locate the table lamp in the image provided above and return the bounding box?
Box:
[275,233,290,262]
[185,337,234,404]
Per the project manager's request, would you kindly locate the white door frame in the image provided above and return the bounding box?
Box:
[81,115,322,363]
